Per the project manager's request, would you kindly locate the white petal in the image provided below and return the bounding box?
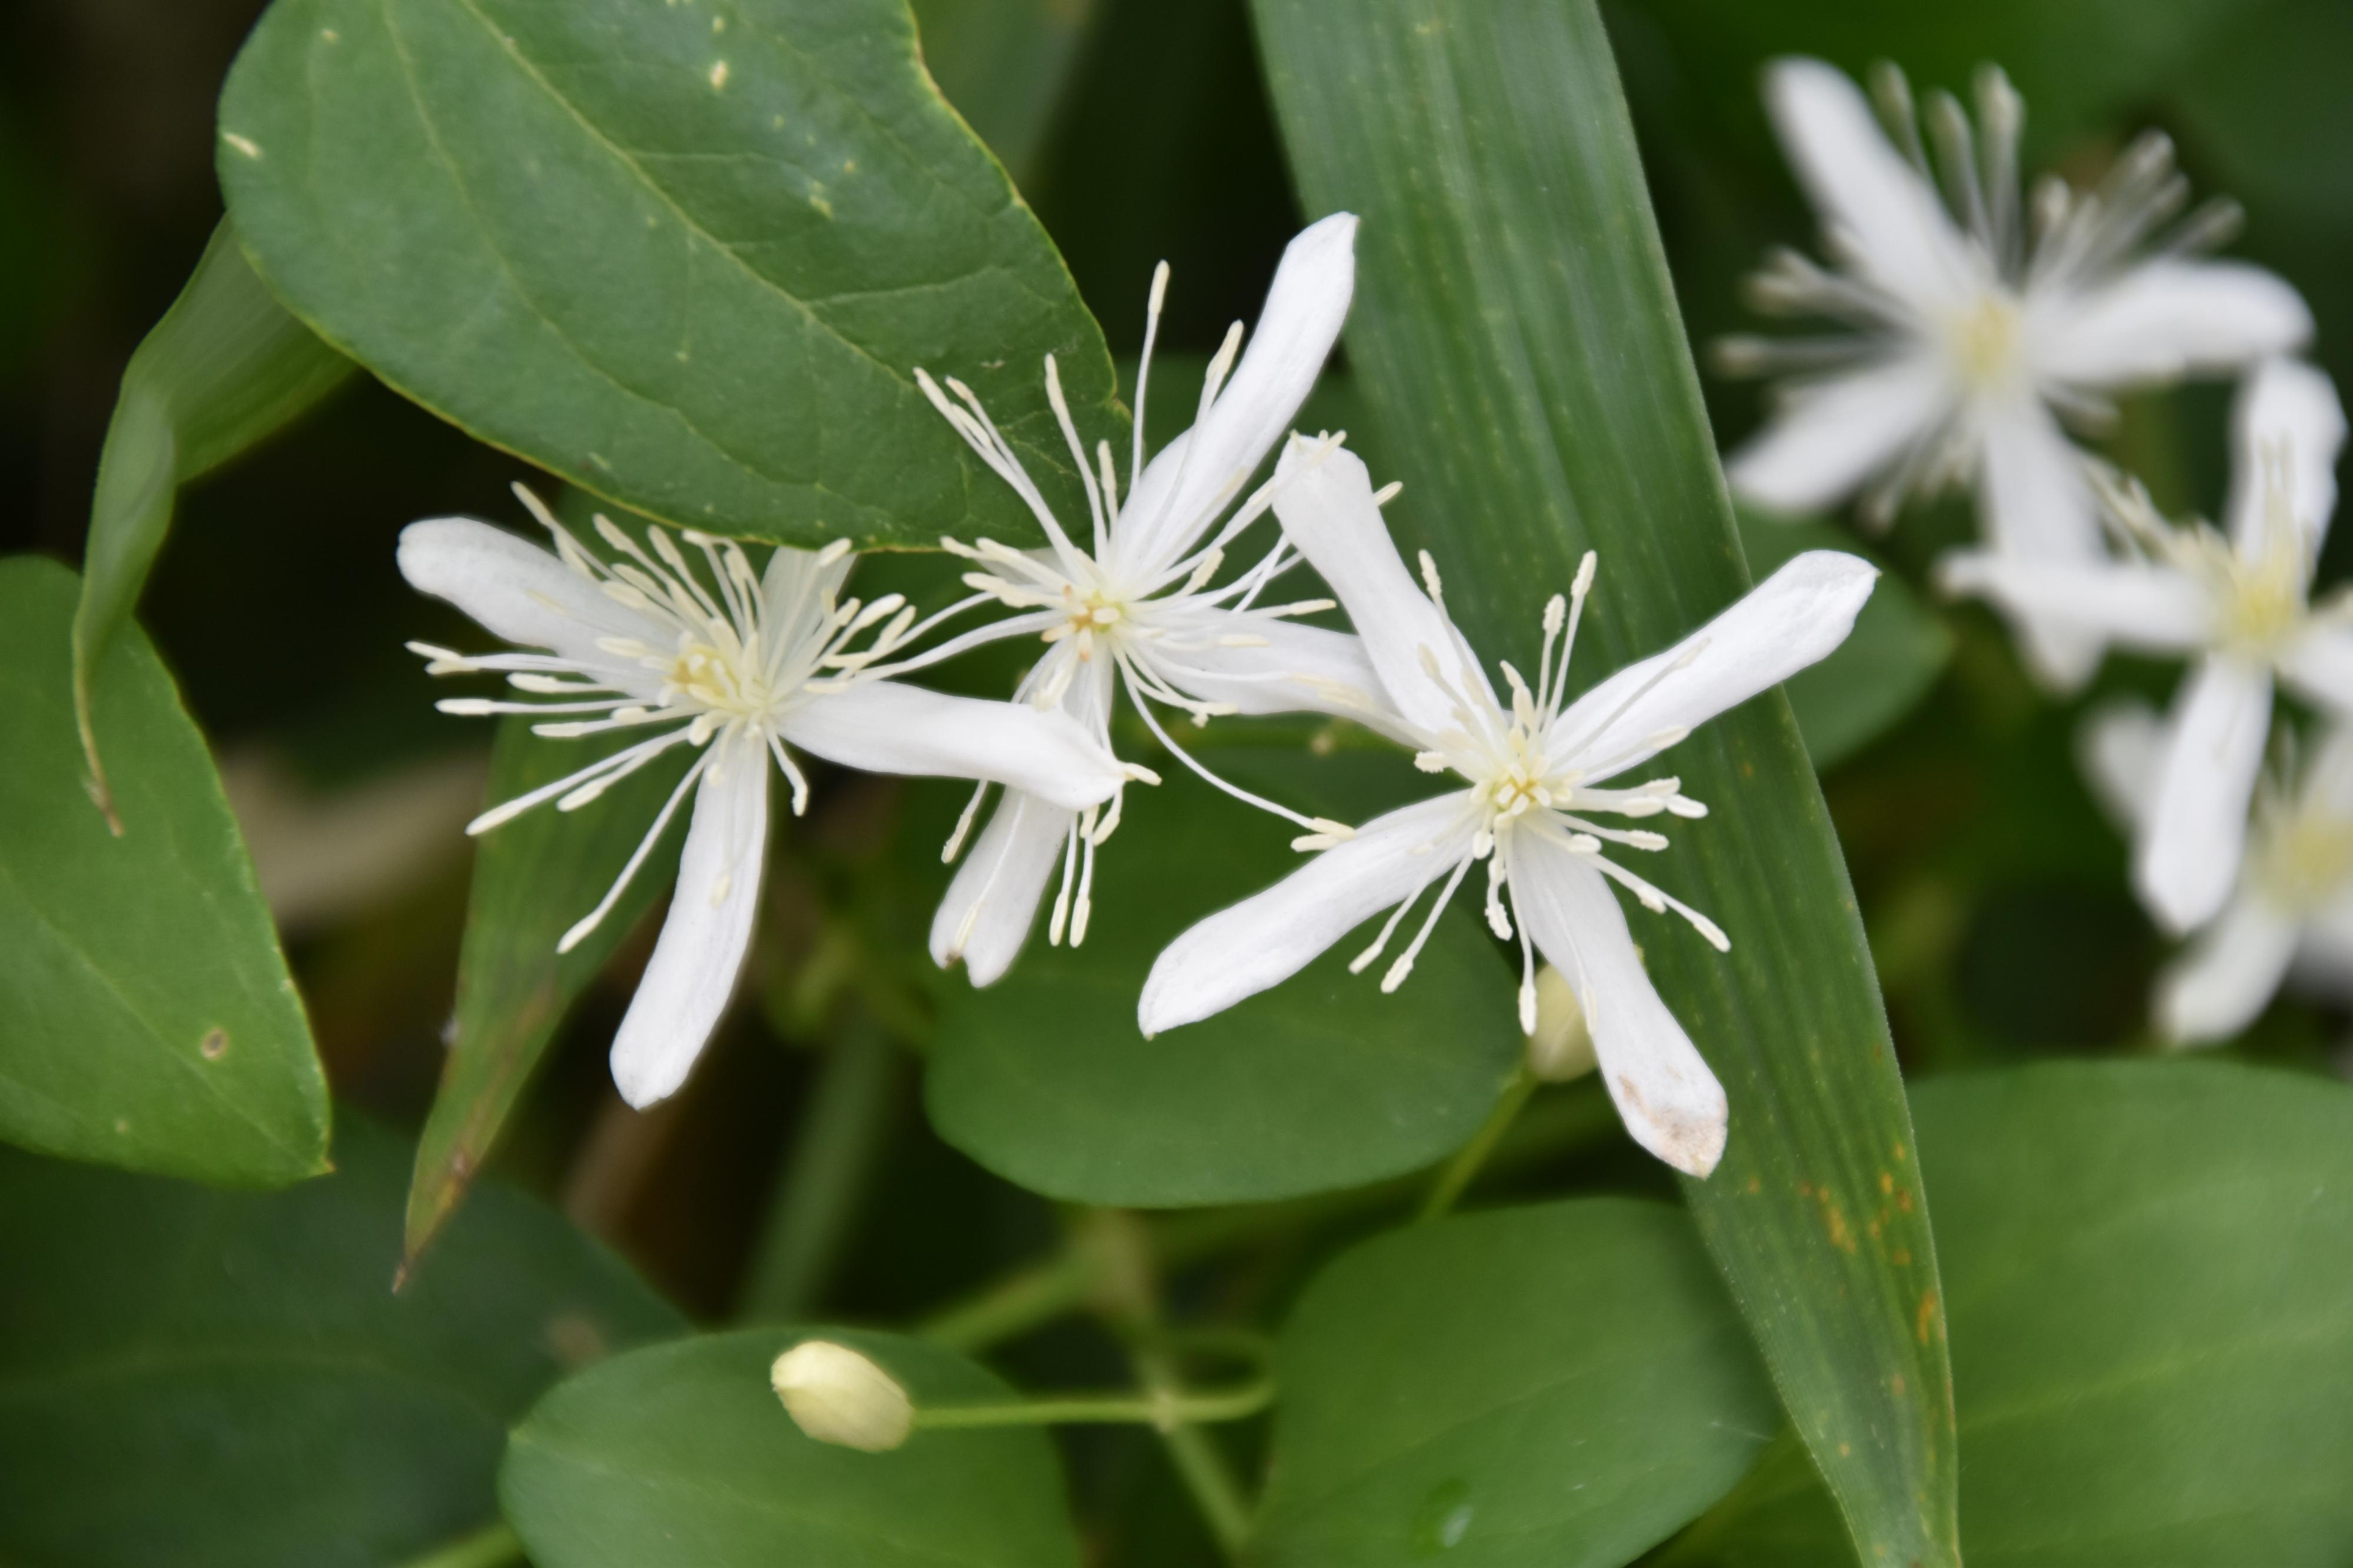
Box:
[2289,896,2353,1002]
[1549,550,1877,782]
[1270,442,1488,738]
[2156,894,2297,1046]
[2280,626,2353,718]
[1118,212,1357,578]
[398,518,664,683]
[1137,795,1472,1035]
[762,537,857,626]
[930,791,1072,987]
[1936,553,2209,653]
[1763,58,1975,312]
[781,681,1124,812]
[2036,259,2312,389]
[2077,698,2167,835]
[2137,657,2273,935]
[1511,838,1727,1177]
[608,744,768,1107]
[1725,356,1952,515]
[1975,402,2109,691]
[1154,616,1413,739]
[2227,357,2344,568]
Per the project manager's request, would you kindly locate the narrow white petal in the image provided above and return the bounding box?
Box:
[608,746,768,1107]
[1156,616,1414,739]
[1763,57,1975,311]
[2156,894,2298,1046]
[398,518,665,683]
[2289,896,2353,1003]
[2227,357,2344,568]
[1118,212,1358,576]
[1937,553,2209,652]
[2137,657,2273,935]
[1271,443,1488,737]
[2077,698,2167,835]
[1975,402,2109,691]
[1511,839,1727,1177]
[781,681,1125,812]
[930,791,1072,986]
[1549,551,1877,782]
[2280,626,2353,718]
[2037,259,2312,389]
[1138,795,1471,1035]
[1725,356,1952,515]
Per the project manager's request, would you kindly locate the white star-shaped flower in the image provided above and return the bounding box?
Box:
[2085,703,2353,1044]
[1137,444,1878,1176]
[1723,57,2309,689]
[401,488,1137,1107]
[1943,358,2349,932]
[895,213,1384,984]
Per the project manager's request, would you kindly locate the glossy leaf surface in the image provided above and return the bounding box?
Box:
[218,0,1118,549]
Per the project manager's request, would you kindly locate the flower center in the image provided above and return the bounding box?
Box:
[665,632,777,726]
[1051,581,1127,658]
[1946,291,2024,393]
[2255,806,2353,914]
[1479,720,1569,825]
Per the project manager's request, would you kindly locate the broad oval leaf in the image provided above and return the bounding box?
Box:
[217,0,1118,549]
[1256,1198,1779,1568]
[0,556,328,1186]
[502,1327,1082,1568]
[922,750,1524,1207]
[1662,1059,2353,1567]
[0,1115,681,1568]
[1250,2,1957,1561]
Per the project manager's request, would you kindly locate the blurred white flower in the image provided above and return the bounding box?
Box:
[898,212,1377,985]
[1138,443,1878,1177]
[401,489,1135,1107]
[2085,703,2353,1044]
[1722,57,2309,689]
[1946,359,2349,932]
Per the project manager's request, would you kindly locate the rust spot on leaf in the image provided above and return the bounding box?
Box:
[1878,1170,1895,1195]
[1917,1290,1939,1345]
[199,1027,228,1061]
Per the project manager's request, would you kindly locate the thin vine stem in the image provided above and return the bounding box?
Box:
[1418,1064,1539,1223]
[389,1521,524,1568]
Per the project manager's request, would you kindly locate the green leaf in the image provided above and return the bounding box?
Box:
[1664,1060,2353,1566]
[1249,4,1957,1563]
[217,0,1119,551]
[502,1327,1083,1567]
[0,1113,681,1568]
[71,220,352,823]
[0,556,328,1187]
[910,0,1100,185]
[1255,1198,1779,1567]
[1734,511,1949,771]
[402,711,693,1274]
[924,750,1524,1207]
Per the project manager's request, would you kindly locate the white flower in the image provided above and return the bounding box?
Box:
[2085,703,2353,1044]
[1137,445,1878,1176]
[400,488,1135,1107]
[1722,57,2309,689]
[1944,358,2349,932]
[896,212,1381,985]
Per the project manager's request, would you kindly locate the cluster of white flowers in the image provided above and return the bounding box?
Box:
[401,214,1879,1176]
[1728,57,2350,1046]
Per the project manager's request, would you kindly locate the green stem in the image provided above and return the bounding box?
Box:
[915,1082,1616,1352]
[914,1373,1274,1431]
[1140,1345,1256,1559]
[734,1017,902,1322]
[391,1522,524,1568]
[1417,1065,1538,1223]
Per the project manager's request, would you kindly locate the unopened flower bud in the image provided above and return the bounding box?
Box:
[1524,965,1595,1082]
[770,1340,914,1452]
